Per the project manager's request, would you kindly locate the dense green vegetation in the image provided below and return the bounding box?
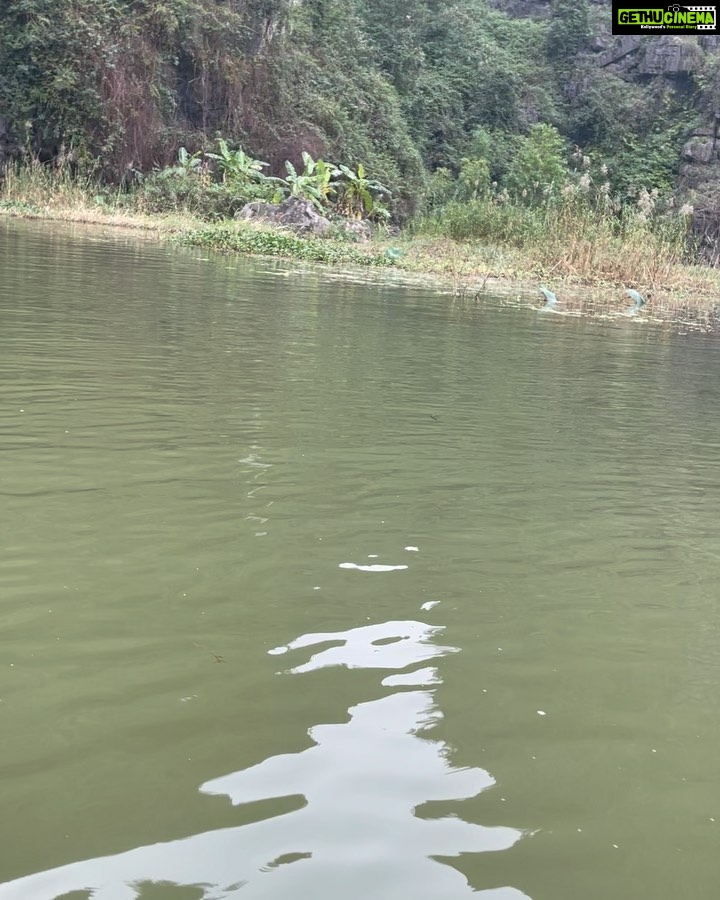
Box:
[2,0,718,268]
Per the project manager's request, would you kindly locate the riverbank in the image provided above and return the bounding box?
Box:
[3,195,720,331]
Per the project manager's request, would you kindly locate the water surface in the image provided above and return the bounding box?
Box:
[1,219,719,899]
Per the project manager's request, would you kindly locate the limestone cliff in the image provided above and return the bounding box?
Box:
[489,0,720,256]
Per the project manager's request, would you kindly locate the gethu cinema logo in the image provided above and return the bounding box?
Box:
[617,5,716,28]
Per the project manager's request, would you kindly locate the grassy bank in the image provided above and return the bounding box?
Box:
[2,162,720,331]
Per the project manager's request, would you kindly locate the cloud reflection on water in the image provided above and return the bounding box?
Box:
[0,619,531,900]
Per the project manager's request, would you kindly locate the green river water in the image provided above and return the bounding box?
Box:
[0,219,719,899]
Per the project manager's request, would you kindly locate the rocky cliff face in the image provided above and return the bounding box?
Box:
[591,31,720,256]
[592,33,706,75]
[490,0,720,257]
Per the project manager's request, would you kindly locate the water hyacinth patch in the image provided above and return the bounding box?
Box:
[173,225,394,267]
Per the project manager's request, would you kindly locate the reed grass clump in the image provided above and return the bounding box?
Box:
[0,156,103,211]
[415,189,692,288]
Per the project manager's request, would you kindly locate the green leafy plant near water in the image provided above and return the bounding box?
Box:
[174,225,393,267]
[167,147,204,177]
[135,141,275,219]
[334,163,391,221]
[132,138,393,223]
[205,140,273,186]
[283,152,334,208]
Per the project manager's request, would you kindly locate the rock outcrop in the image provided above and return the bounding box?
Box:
[682,136,715,165]
[596,35,641,69]
[237,197,378,240]
[638,36,703,75]
[340,219,375,242]
[236,197,331,236]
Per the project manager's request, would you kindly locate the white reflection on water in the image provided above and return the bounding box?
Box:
[0,620,531,900]
[267,619,457,672]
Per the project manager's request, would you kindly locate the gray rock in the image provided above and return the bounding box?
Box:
[275,197,331,235]
[340,219,375,242]
[589,35,610,53]
[638,37,702,75]
[682,137,716,164]
[596,36,641,68]
[236,197,331,236]
[236,201,276,222]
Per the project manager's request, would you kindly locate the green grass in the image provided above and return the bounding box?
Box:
[414,193,692,289]
[0,198,43,215]
[173,224,394,267]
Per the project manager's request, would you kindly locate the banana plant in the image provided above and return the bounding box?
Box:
[334,163,390,219]
[161,146,203,178]
[176,146,203,173]
[283,152,337,210]
[206,138,270,184]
